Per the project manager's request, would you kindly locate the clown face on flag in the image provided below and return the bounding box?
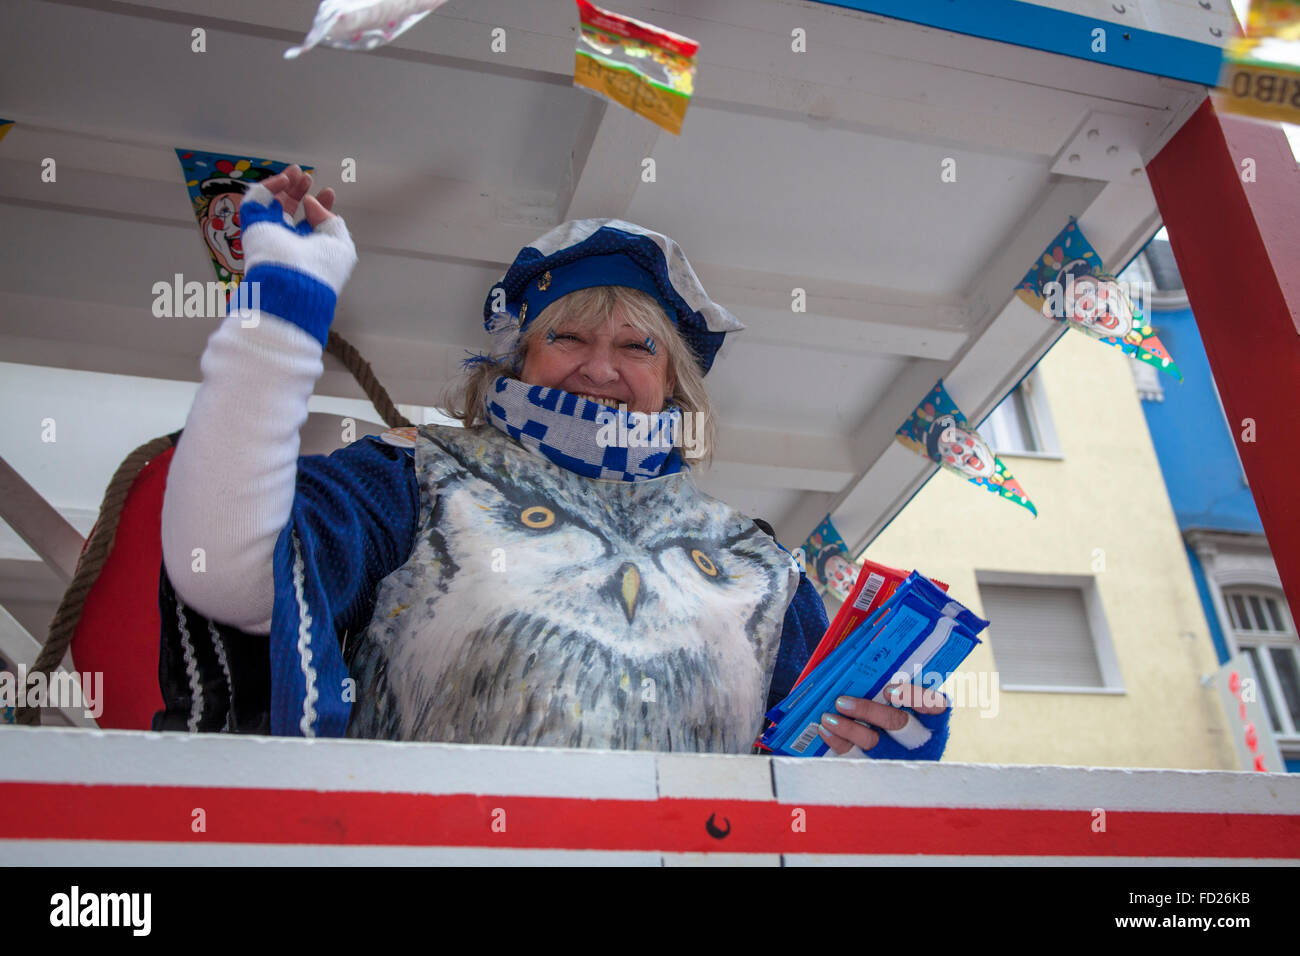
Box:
[174,149,314,295]
[1017,218,1183,381]
[896,381,1038,516]
[802,515,856,603]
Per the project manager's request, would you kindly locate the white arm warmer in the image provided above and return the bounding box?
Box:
[160,313,326,635]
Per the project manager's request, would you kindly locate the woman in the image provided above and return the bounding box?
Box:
[158,165,950,757]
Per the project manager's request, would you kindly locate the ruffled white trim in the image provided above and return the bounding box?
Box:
[290,529,319,738]
[174,599,203,733]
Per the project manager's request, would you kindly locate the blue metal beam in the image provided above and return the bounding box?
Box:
[810,0,1224,87]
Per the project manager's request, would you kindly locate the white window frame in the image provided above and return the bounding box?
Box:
[1119,245,1177,404]
[1188,530,1300,760]
[1222,586,1300,745]
[1128,356,1165,403]
[975,570,1125,694]
[978,370,1062,460]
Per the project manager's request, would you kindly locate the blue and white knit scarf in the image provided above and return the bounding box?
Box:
[484,376,685,481]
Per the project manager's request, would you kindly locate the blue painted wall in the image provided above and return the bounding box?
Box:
[1138,273,1270,673]
[1140,304,1264,537]
[1140,289,1296,770]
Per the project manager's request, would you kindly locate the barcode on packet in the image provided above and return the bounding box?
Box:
[790,722,823,754]
[853,572,886,612]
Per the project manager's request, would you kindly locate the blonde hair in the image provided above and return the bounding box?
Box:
[446,285,715,465]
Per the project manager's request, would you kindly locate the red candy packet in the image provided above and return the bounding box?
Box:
[795,558,949,689]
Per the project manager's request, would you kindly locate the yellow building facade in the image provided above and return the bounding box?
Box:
[861,332,1236,770]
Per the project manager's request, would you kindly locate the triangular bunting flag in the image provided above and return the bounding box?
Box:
[174,148,314,296]
[896,380,1038,516]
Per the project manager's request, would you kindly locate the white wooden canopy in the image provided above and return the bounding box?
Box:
[0,0,1231,553]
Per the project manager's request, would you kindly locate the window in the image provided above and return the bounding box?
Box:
[1224,587,1300,740]
[980,371,1061,458]
[1129,356,1164,402]
[1117,229,1188,312]
[976,573,1123,692]
[1144,238,1184,294]
[984,388,1038,452]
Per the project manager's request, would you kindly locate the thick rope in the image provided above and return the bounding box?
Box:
[326,330,413,429]
[15,331,410,725]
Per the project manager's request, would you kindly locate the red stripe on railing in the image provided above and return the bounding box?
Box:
[3,782,1297,856]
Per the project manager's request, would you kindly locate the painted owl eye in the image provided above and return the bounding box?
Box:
[520,506,555,529]
[691,548,718,577]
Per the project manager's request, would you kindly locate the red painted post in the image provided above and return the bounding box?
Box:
[1145,97,1300,621]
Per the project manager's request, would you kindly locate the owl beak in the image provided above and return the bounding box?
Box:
[618,562,640,624]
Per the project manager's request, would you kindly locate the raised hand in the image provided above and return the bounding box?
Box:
[250,164,336,227]
[233,164,357,346]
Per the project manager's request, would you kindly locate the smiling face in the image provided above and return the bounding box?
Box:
[201,191,244,273]
[519,300,675,415]
[1070,276,1135,338]
[938,424,996,478]
[821,553,856,597]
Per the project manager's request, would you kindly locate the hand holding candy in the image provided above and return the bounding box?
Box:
[818,681,950,756]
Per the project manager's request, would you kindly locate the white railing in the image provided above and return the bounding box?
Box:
[1,726,1296,865]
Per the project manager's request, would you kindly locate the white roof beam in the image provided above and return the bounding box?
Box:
[54,0,1187,157]
[774,177,1112,551]
[695,264,969,360]
[559,99,661,221]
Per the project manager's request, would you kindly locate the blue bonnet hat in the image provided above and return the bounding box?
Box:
[479,219,744,376]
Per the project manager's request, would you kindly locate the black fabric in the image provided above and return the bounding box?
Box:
[750,518,827,715]
[154,564,271,734]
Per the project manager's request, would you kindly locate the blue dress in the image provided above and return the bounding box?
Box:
[156,424,947,758]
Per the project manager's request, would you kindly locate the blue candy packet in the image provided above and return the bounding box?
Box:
[763,572,988,757]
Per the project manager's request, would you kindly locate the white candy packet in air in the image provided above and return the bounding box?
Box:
[285,0,451,58]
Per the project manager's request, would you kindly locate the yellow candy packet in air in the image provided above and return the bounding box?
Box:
[573,0,698,135]
[1216,0,1300,124]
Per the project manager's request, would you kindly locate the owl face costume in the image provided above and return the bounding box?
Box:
[344,424,799,751]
